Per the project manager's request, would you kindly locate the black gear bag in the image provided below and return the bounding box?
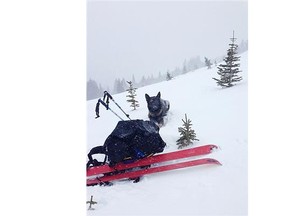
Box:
[87,120,166,168]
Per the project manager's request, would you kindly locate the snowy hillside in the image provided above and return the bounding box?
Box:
[86,51,248,216]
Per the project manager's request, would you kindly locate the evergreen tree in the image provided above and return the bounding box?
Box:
[87,79,101,100]
[126,81,139,110]
[182,59,188,74]
[173,67,182,76]
[113,78,120,93]
[166,71,173,81]
[176,114,199,149]
[213,31,242,87]
[238,39,248,53]
[120,78,127,92]
[204,57,212,69]
[157,71,162,81]
[140,75,147,87]
[113,78,127,93]
[132,74,137,87]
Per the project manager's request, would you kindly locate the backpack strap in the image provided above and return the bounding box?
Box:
[86,146,107,169]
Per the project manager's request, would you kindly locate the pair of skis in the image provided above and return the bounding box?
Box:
[86,144,221,186]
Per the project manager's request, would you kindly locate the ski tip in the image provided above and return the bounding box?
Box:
[208,144,219,151]
[206,158,222,165]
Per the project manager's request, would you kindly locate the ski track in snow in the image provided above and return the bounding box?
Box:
[86,51,248,216]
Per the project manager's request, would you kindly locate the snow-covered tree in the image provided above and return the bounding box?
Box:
[166,71,173,81]
[126,81,139,110]
[204,57,212,69]
[213,31,242,87]
[176,114,199,149]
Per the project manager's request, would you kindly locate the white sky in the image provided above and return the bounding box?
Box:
[87,0,248,88]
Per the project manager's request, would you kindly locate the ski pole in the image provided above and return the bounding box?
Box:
[103,91,131,120]
[95,99,124,120]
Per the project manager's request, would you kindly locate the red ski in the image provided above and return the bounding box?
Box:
[87,144,218,177]
[87,158,221,186]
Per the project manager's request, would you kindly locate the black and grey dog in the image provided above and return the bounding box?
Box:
[145,92,170,127]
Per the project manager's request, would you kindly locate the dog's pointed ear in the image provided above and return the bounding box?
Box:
[157,92,161,98]
[145,93,150,101]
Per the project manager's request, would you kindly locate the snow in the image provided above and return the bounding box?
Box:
[86,51,248,216]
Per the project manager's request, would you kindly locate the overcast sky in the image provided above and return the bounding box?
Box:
[87,0,248,88]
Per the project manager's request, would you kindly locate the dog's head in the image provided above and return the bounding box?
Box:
[145,92,162,114]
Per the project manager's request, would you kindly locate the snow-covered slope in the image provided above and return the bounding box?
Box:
[86,51,248,216]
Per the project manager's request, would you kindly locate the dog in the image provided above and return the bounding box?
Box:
[145,92,170,127]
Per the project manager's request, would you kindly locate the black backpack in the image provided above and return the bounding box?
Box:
[87,120,166,168]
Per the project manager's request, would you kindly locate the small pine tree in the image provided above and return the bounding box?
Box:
[213,31,242,87]
[176,114,199,149]
[204,57,212,69]
[182,60,188,74]
[166,71,173,81]
[126,81,139,110]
